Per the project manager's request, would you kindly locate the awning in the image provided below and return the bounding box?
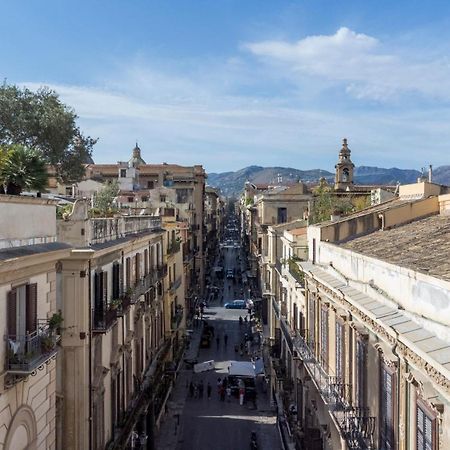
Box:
[228,361,256,378]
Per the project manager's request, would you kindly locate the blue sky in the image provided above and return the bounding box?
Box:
[2,0,450,173]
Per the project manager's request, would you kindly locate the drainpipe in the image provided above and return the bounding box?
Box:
[88,259,93,450]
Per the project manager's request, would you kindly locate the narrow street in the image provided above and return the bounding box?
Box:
[156,216,280,450]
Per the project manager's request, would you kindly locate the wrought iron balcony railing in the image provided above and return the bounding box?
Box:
[169,276,182,294]
[93,302,118,333]
[6,319,59,374]
[157,264,168,279]
[170,309,183,330]
[167,240,181,255]
[292,333,376,449]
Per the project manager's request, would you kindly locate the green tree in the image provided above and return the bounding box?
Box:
[0,145,48,195]
[0,83,96,183]
[93,180,119,215]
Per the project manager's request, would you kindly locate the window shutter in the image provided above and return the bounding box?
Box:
[417,406,424,450]
[126,257,131,288]
[26,283,37,333]
[119,264,123,296]
[144,249,148,275]
[103,271,108,303]
[94,272,101,308]
[7,289,17,337]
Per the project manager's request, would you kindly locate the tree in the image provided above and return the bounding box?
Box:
[93,180,119,215]
[0,83,96,183]
[0,145,48,195]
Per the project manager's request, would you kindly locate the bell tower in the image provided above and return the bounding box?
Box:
[334,138,355,191]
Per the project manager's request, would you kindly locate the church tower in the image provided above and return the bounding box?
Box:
[334,138,355,191]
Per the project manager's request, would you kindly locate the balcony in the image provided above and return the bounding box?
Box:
[288,259,305,287]
[129,271,159,303]
[157,264,168,279]
[167,240,181,255]
[169,276,182,294]
[93,303,118,333]
[6,319,59,374]
[170,307,184,330]
[293,332,376,449]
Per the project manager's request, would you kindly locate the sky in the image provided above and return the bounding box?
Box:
[2,0,450,173]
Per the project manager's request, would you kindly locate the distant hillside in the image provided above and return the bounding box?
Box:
[208,166,333,197]
[208,165,450,197]
[353,166,420,185]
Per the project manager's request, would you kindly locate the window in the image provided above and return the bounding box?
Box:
[135,253,140,281]
[417,403,436,450]
[308,296,316,349]
[141,196,148,202]
[320,306,328,368]
[176,188,189,203]
[335,321,345,379]
[277,207,287,224]
[355,337,367,408]
[112,263,121,299]
[7,284,37,338]
[127,197,134,203]
[343,168,350,182]
[120,169,127,178]
[125,257,131,288]
[147,181,154,189]
[160,195,166,202]
[380,364,396,450]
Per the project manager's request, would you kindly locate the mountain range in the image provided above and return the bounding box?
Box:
[207,165,450,197]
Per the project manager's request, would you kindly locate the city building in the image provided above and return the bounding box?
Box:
[269,180,450,450]
[0,195,71,450]
[56,199,181,449]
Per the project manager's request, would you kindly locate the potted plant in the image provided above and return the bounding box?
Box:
[110,298,122,310]
[49,312,64,333]
[41,335,55,353]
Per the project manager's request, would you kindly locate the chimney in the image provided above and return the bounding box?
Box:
[428,164,433,183]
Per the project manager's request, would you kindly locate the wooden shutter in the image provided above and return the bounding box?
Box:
[26,283,37,333]
[417,406,425,450]
[417,405,434,450]
[336,321,343,379]
[380,365,394,449]
[126,257,131,288]
[94,272,101,308]
[135,253,140,281]
[119,263,123,296]
[7,289,17,337]
[320,307,328,367]
[356,338,366,408]
[144,249,148,275]
[103,271,108,303]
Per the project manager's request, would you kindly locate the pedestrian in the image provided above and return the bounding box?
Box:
[216,336,220,349]
[226,386,231,402]
[220,386,226,402]
[194,383,199,399]
[234,344,239,353]
[217,378,222,394]
[207,382,212,400]
[199,380,204,398]
[224,333,228,347]
[189,381,194,398]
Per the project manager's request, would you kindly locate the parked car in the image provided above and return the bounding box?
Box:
[225,299,246,309]
[226,269,234,279]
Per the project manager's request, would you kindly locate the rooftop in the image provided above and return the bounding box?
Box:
[342,214,450,281]
[0,242,72,262]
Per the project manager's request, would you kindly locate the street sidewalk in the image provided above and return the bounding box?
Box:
[155,323,203,449]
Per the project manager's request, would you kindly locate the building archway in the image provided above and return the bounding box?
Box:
[4,405,37,450]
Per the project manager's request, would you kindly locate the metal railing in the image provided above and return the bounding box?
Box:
[169,276,182,294]
[167,240,181,255]
[157,264,168,279]
[93,303,118,332]
[6,319,59,373]
[170,310,183,330]
[292,332,376,449]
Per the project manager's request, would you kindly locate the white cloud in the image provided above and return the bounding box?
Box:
[244,27,450,102]
[21,38,450,173]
